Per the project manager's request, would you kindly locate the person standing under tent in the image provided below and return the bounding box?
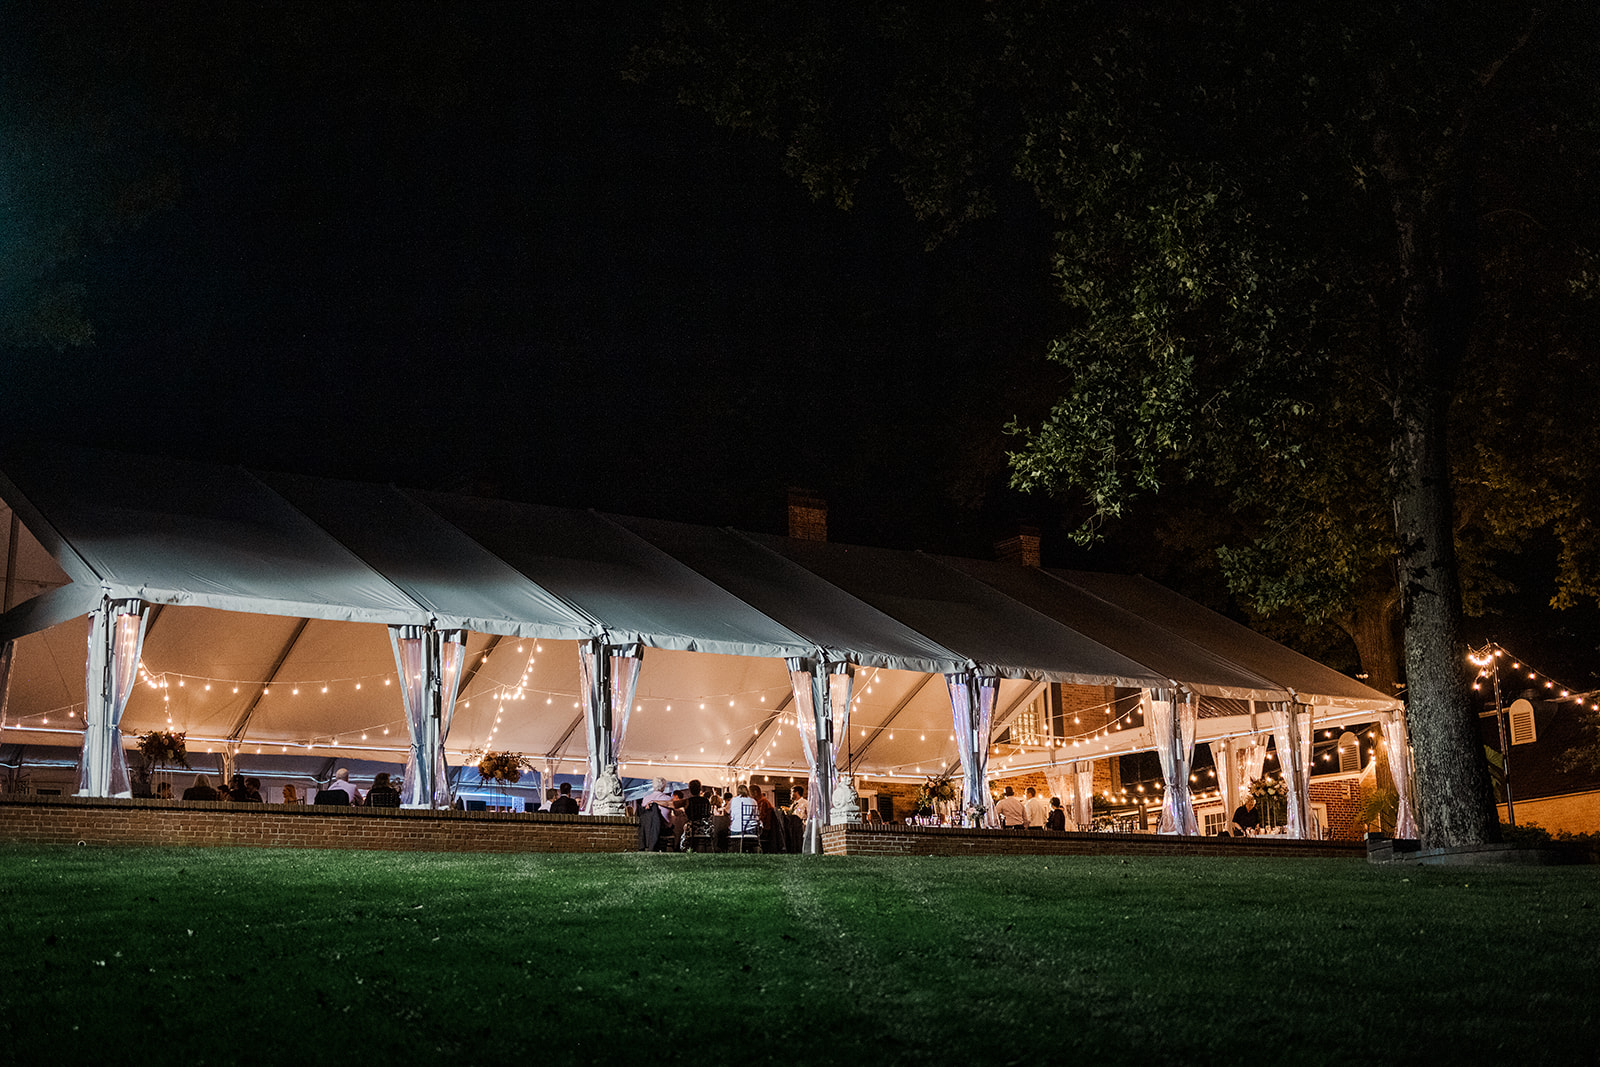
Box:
[994,786,1025,828]
[1023,786,1049,828]
[751,784,786,853]
[1231,795,1260,836]
[789,784,809,822]
[549,782,580,814]
[1046,796,1066,832]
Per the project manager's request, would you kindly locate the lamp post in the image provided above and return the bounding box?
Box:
[1472,644,1514,827]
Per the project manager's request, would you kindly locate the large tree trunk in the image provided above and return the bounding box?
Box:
[1391,396,1498,847]
[1373,75,1503,848]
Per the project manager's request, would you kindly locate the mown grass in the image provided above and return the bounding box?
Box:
[2,845,1597,1065]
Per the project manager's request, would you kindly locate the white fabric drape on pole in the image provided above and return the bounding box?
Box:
[1073,762,1094,829]
[1210,740,1237,826]
[1270,701,1313,838]
[1382,710,1420,839]
[78,598,148,798]
[947,671,999,826]
[0,640,14,728]
[1045,771,1071,827]
[389,625,467,809]
[789,659,820,824]
[786,656,856,838]
[1045,766,1092,830]
[1239,736,1268,789]
[1149,689,1200,835]
[578,639,643,815]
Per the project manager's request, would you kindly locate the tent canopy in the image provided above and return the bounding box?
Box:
[0,447,1399,784]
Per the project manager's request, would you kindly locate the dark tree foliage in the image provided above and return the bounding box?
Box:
[638,0,1600,846]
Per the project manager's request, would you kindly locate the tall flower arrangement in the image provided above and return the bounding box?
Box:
[136,730,189,775]
[914,772,957,819]
[1248,775,1288,826]
[475,751,531,784]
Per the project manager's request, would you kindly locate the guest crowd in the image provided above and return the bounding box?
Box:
[635,778,808,853]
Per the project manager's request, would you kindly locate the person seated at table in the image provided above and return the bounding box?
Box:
[727,784,759,852]
[549,782,580,814]
[682,780,715,853]
[154,781,174,801]
[365,772,401,808]
[711,795,732,852]
[751,784,787,853]
[1046,796,1066,831]
[182,774,220,801]
[327,767,363,805]
[638,778,675,851]
[1231,795,1261,836]
[281,783,302,805]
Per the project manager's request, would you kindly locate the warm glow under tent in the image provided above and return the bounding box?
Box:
[0,446,1406,836]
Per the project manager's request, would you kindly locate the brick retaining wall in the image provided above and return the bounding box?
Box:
[821,822,1365,859]
[0,797,1366,859]
[0,795,638,854]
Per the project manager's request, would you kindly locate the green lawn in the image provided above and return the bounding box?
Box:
[2,846,1597,1064]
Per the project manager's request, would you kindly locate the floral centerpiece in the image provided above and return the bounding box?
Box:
[476,751,530,785]
[133,730,188,796]
[136,730,189,774]
[1248,775,1288,827]
[913,772,957,820]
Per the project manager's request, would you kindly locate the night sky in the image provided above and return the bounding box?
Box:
[2,3,1058,553]
[3,3,1596,684]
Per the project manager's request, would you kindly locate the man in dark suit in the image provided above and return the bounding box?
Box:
[549,782,580,814]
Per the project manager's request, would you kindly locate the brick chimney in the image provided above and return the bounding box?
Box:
[995,525,1041,567]
[787,488,828,542]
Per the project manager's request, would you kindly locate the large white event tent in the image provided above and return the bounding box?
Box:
[0,447,1412,839]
